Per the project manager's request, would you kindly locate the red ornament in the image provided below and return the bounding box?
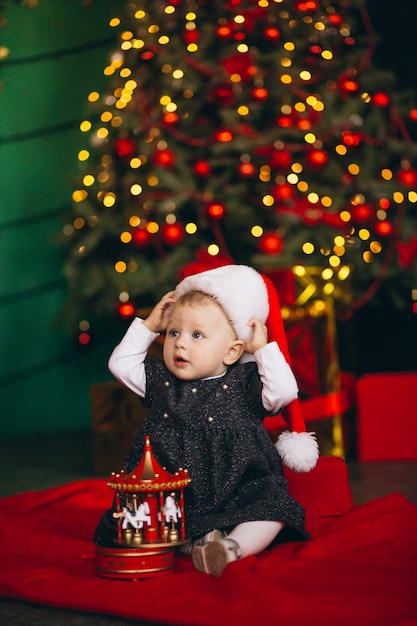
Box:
[272,182,294,202]
[259,232,283,255]
[397,168,417,187]
[409,109,417,122]
[132,228,151,247]
[194,160,211,177]
[215,129,233,143]
[294,0,319,11]
[184,29,199,44]
[140,50,154,62]
[238,162,256,177]
[233,31,247,42]
[163,112,178,125]
[154,149,175,167]
[374,221,393,238]
[206,202,225,220]
[372,92,390,107]
[118,302,136,319]
[264,27,280,41]
[78,331,91,346]
[342,130,363,147]
[252,87,268,101]
[295,199,323,225]
[114,138,136,159]
[161,222,185,245]
[328,13,343,26]
[379,198,390,210]
[217,24,233,40]
[309,44,322,55]
[277,115,293,128]
[297,118,312,131]
[338,75,359,95]
[305,148,328,169]
[220,52,256,82]
[350,202,374,223]
[270,149,292,170]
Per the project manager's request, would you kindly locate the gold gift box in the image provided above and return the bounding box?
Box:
[278,265,354,458]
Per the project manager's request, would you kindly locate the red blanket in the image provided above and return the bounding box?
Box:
[1,458,416,626]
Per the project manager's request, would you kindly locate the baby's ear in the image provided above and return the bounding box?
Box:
[224,339,245,365]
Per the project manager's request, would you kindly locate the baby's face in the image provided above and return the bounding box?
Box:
[163,300,237,381]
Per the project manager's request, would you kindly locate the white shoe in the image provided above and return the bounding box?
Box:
[192,537,241,577]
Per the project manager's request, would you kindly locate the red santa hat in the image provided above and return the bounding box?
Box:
[175,264,319,472]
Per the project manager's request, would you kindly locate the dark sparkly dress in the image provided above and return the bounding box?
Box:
[94,350,308,544]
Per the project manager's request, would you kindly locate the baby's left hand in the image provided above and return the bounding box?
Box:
[245,318,268,354]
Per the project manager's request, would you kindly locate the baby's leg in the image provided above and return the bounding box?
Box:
[227,519,285,558]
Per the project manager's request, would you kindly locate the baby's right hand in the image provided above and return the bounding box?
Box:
[142,290,176,333]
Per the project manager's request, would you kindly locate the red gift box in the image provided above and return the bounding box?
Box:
[356,372,417,461]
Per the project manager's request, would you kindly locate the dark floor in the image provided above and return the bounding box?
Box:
[0,430,416,625]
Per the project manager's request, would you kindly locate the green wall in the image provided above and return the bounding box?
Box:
[0,0,123,436]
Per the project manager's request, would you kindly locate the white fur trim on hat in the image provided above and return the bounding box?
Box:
[175,265,269,346]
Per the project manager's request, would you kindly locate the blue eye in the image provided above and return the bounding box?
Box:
[169,329,179,337]
[192,331,203,339]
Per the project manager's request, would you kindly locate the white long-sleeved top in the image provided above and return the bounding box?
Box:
[108,318,298,415]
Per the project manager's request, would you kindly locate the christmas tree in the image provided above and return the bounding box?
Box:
[61,0,417,340]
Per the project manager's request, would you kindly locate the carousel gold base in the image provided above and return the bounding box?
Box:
[96,543,175,579]
[95,539,189,580]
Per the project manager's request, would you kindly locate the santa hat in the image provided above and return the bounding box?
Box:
[175,264,319,473]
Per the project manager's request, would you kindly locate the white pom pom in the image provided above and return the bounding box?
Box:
[276,431,319,473]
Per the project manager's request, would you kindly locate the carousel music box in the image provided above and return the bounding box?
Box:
[95,435,191,579]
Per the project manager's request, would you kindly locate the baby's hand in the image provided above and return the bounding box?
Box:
[143,290,176,333]
[245,318,268,354]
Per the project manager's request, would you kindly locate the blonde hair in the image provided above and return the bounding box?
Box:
[175,290,235,333]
